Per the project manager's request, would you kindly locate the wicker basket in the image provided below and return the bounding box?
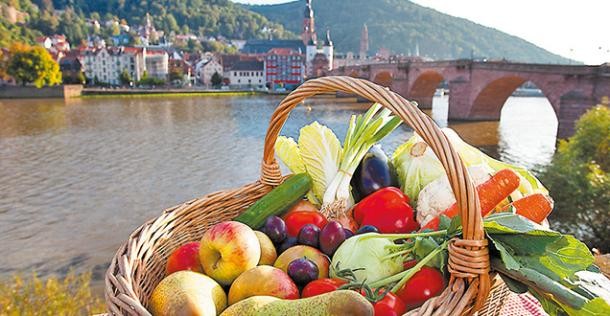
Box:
[105,76,511,316]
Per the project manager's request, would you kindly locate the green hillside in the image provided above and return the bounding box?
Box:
[0,0,294,47]
[247,0,574,64]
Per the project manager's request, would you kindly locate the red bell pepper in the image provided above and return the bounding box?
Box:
[353,187,419,233]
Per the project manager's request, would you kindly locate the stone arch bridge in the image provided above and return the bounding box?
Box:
[330,60,610,138]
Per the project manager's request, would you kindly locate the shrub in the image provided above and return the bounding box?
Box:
[0,271,106,316]
[540,105,609,252]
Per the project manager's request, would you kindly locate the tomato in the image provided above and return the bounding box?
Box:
[374,292,407,316]
[360,203,419,234]
[286,200,319,214]
[301,278,346,298]
[283,211,328,237]
[396,267,445,310]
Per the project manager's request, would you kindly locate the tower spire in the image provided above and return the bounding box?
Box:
[302,0,316,45]
[360,23,369,60]
[324,29,333,46]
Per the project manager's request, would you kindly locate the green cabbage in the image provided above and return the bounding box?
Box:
[330,233,404,284]
[392,134,445,202]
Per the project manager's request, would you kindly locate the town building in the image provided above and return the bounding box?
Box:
[241,40,305,55]
[138,13,165,46]
[195,58,223,86]
[265,48,304,90]
[83,46,145,85]
[241,0,332,79]
[168,51,195,86]
[59,50,84,84]
[228,60,265,89]
[144,49,169,80]
[37,35,71,54]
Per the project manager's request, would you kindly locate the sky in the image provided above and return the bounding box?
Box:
[232,0,610,65]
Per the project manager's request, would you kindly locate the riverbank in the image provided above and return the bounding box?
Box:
[81,88,267,98]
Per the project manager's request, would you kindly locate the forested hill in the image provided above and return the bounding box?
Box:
[1,0,294,47]
[247,0,573,64]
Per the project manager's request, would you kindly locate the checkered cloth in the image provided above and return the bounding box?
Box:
[499,292,548,316]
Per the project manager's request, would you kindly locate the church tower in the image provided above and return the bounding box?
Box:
[323,30,334,70]
[359,23,369,60]
[302,0,317,45]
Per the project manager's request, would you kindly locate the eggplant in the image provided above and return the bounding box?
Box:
[351,145,398,200]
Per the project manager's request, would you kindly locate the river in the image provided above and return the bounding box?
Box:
[0,95,558,286]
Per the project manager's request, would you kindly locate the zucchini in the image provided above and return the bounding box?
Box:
[235,173,312,228]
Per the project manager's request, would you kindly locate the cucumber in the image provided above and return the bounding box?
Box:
[235,173,312,228]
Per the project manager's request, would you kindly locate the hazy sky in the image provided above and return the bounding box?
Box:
[232,0,609,65]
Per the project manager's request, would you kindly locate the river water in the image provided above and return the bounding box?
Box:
[0,95,558,285]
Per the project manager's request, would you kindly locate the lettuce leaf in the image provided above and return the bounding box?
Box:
[275,136,306,174]
[298,122,342,203]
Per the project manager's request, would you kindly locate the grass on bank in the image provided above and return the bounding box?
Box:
[80,90,266,99]
[0,271,106,316]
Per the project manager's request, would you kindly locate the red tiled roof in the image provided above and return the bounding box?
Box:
[267,48,301,55]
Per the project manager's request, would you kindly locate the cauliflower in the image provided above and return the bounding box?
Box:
[416,164,493,225]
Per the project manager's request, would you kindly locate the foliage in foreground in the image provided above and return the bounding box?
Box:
[540,105,610,252]
[0,271,105,316]
[5,43,62,88]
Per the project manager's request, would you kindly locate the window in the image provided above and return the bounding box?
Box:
[248,79,251,84]
[238,79,241,83]
[234,71,237,76]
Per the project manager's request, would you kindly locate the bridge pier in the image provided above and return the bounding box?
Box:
[410,95,433,109]
[557,93,596,139]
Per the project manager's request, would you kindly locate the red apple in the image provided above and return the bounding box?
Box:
[166,242,203,275]
[199,221,261,285]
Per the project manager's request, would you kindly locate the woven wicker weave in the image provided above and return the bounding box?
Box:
[105,76,510,315]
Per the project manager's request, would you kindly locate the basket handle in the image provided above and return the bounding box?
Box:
[261,76,490,311]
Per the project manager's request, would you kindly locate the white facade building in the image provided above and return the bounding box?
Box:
[83,47,145,85]
[228,60,265,88]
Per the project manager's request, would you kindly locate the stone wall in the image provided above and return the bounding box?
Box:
[0,85,83,99]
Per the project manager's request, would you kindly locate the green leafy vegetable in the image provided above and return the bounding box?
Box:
[298,122,342,204]
[391,135,445,202]
[274,104,400,210]
[323,104,401,208]
[484,213,610,315]
[330,233,404,284]
[275,136,306,174]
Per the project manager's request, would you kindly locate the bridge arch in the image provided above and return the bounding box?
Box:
[372,71,393,87]
[408,71,445,109]
[469,76,558,120]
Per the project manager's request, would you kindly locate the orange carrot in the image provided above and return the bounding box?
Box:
[421,169,520,231]
[503,193,553,224]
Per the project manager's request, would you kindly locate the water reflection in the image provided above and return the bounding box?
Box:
[0,94,558,286]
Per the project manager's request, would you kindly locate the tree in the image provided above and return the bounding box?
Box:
[169,68,184,83]
[7,43,62,87]
[540,105,609,252]
[211,71,222,87]
[119,69,132,86]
